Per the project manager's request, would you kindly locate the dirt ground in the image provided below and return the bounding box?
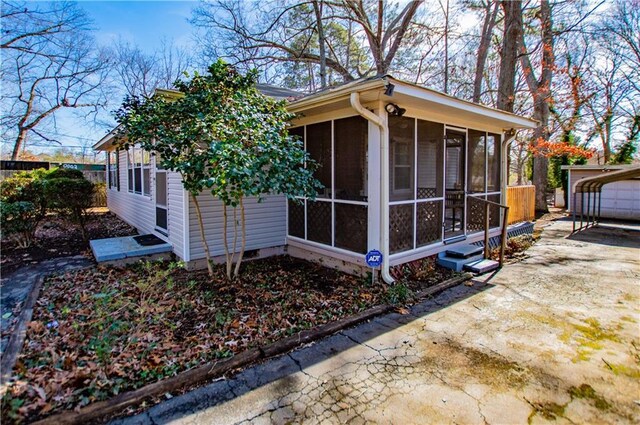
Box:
[0,208,136,276]
[114,218,640,425]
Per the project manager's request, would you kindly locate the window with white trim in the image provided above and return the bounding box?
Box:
[107,151,119,190]
[127,145,151,196]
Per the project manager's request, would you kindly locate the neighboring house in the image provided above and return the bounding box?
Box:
[93,76,536,281]
[563,164,640,220]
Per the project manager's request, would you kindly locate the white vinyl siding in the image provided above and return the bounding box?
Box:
[166,172,185,258]
[188,194,287,260]
[105,150,186,259]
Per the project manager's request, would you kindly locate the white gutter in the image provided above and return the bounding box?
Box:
[350,92,395,284]
[501,130,517,200]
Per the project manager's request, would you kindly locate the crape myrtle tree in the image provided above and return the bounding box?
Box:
[115,60,320,279]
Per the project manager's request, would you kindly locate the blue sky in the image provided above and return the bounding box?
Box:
[30,1,200,155]
[81,0,197,52]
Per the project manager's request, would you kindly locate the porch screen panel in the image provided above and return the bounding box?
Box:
[467,130,486,193]
[389,204,413,253]
[334,116,367,201]
[417,119,444,199]
[334,203,367,253]
[288,199,305,238]
[289,126,304,144]
[466,195,485,233]
[416,200,442,247]
[306,122,332,198]
[488,194,501,228]
[389,116,415,201]
[306,200,331,245]
[487,134,501,192]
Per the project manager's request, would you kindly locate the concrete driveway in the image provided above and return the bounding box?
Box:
[115,219,640,425]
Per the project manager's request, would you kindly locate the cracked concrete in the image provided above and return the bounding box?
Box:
[112,219,640,424]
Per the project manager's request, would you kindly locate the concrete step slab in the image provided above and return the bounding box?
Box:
[464,259,500,274]
[445,244,484,259]
[90,236,172,263]
[437,253,484,272]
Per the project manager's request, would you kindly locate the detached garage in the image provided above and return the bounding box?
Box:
[564,165,640,221]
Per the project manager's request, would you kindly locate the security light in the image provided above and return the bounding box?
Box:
[385,103,406,116]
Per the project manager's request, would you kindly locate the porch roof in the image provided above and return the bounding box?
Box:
[288,76,538,131]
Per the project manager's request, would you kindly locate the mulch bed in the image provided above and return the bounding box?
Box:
[1,255,454,422]
[0,209,137,276]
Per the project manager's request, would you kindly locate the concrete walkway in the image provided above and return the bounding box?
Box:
[114,219,640,425]
[0,256,93,355]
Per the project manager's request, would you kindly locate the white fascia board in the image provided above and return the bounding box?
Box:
[93,126,121,151]
[392,82,538,130]
[287,79,386,113]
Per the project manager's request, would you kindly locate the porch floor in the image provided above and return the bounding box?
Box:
[90,235,172,262]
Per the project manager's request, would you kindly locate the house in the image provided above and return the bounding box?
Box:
[563,164,640,221]
[93,76,536,282]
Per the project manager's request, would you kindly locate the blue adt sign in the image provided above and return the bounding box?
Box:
[365,250,383,267]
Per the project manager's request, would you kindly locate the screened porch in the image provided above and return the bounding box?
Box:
[286,113,504,261]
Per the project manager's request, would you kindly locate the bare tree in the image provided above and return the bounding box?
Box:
[192,0,424,89]
[472,0,500,103]
[1,1,109,160]
[109,37,193,98]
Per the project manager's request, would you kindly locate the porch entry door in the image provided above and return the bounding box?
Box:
[155,165,168,234]
[443,129,466,240]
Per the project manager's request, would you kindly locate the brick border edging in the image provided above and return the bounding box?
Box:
[33,273,473,425]
[1,275,45,392]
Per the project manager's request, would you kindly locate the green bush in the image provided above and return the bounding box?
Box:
[386,283,413,305]
[0,173,47,247]
[44,177,94,239]
[44,167,84,180]
[0,201,40,248]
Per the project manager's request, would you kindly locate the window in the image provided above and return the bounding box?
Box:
[142,150,151,196]
[108,151,119,190]
[127,145,150,196]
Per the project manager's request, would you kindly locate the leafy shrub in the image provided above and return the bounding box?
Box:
[386,283,413,305]
[0,173,47,247]
[0,201,40,248]
[44,167,84,180]
[0,174,47,214]
[44,178,94,239]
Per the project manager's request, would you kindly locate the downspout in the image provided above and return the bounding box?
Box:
[501,130,517,200]
[350,92,395,284]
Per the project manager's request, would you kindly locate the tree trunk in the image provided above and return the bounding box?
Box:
[496,0,522,113]
[230,205,239,279]
[312,0,327,89]
[532,98,550,213]
[223,203,232,280]
[233,197,246,278]
[443,0,450,94]
[12,128,28,160]
[192,193,214,276]
[473,1,499,104]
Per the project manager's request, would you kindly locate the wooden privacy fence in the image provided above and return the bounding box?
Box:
[506,185,536,224]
